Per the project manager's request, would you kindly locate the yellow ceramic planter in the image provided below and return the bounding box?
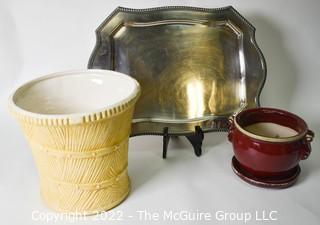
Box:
[9,70,140,215]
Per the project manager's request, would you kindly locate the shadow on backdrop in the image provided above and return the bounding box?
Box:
[248,14,298,109]
[0,4,22,96]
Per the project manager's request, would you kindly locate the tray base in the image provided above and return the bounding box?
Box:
[231,156,300,188]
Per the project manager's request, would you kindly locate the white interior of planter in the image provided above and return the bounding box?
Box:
[12,70,139,115]
[244,122,298,138]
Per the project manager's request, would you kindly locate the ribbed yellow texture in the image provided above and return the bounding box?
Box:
[12,97,139,215]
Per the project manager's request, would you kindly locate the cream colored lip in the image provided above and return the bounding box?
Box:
[234,118,307,143]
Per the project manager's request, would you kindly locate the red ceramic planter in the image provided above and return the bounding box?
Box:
[228,107,314,179]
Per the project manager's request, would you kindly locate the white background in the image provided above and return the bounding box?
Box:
[1,0,320,224]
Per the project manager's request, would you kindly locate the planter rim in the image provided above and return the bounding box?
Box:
[234,107,308,143]
[8,69,140,125]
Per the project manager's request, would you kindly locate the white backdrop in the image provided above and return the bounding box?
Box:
[1,0,320,224]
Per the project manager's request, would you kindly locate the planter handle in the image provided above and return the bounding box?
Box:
[228,116,235,142]
[228,103,247,142]
[300,129,314,160]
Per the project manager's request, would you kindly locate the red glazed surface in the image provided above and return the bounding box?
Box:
[228,108,314,178]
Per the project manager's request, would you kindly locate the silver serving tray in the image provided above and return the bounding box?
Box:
[88,6,266,136]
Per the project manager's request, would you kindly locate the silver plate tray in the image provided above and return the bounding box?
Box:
[88,6,266,136]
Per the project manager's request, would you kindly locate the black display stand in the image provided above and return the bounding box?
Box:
[162,126,204,158]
